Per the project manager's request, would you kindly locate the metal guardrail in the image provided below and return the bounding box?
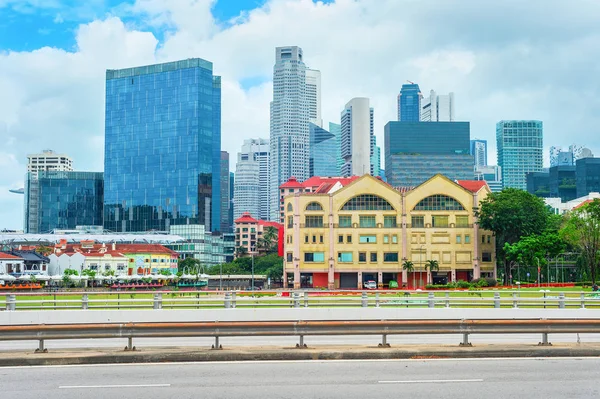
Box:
[2,290,600,311]
[1,319,600,352]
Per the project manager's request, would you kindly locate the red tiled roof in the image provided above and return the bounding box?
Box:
[0,252,23,260]
[115,244,178,255]
[259,221,283,229]
[279,177,304,189]
[302,175,360,189]
[80,251,126,258]
[457,180,488,193]
[235,212,259,224]
[574,199,593,210]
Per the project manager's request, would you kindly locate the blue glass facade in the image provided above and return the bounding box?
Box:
[310,123,339,177]
[328,122,343,174]
[576,158,600,197]
[25,171,104,233]
[496,120,543,190]
[104,59,221,232]
[397,83,422,122]
[384,121,473,187]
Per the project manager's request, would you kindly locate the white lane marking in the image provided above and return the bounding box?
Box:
[59,384,170,389]
[379,379,484,384]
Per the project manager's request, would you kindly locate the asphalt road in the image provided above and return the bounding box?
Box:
[2,358,600,399]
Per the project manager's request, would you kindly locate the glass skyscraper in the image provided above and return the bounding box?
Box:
[496,120,543,190]
[309,123,339,177]
[397,83,422,122]
[24,171,104,233]
[104,59,221,232]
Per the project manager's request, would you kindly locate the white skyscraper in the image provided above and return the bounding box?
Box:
[27,149,73,176]
[340,98,374,177]
[305,68,322,128]
[268,46,310,221]
[234,138,270,221]
[421,90,455,122]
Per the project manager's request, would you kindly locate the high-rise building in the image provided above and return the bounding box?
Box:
[309,123,339,177]
[306,69,322,128]
[220,151,230,233]
[549,146,575,167]
[328,122,343,174]
[341,97,374,176]
[371,143,381,178]
[397,83,422,122]
[474,165,502,192]
[234,138,270,221]
[229,172,234,230]
[27,150,73,176]
[496,120,543,190]
[385,121,473,187]
[576,157,600,197]
[470,139,488,168]
[24,171,103,233]
[269,46,310,220]
[103,59,221,232]
[421,90,455,122]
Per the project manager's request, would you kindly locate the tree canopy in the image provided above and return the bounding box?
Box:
[561,199,600,283]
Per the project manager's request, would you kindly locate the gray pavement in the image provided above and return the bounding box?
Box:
[2,358,600,399]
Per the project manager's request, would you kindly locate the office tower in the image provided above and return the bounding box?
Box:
[269,46,309,220]
[341,97,374,176]
[234,138,270,221]
[306,69,322,128]
[103,59,221,232]
[470,139,488,168]
[229,172,234,230]
[576,157,600,197]
[496,120,543,190]
[397,82,422,122]
[385,121,473,187]
[27,149,73,176]
[24,171,103,233]
[421,90,455,122]
[475,165,502,192]
[309,123,339,177]
[329,122,343,174]
[220,151,230,233]
[371,144,381,178]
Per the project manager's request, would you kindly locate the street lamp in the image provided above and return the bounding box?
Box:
[251,254,255,292]
[535,257,540,287]
[219,262,222,291]
[419,245,425,287]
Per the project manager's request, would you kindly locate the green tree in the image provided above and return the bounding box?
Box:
[425,260,439,284]
[260,226,279,254]
[504,231,566,283]
[561,199,600,283]
[178,257,201,274]
[63,269,79,276]
[36,244,53,256]
[402,260,415,288]
[477,188,551,284]
[235,246,248,258]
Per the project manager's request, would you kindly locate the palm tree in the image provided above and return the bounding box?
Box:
[402,260,415,288]
[425,260,440,284]
[262,226,279,253]
[236,246,248,258]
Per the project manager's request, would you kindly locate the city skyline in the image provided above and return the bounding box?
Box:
[2,0,600,228]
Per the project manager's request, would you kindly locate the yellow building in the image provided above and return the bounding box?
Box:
[283,174,496,289]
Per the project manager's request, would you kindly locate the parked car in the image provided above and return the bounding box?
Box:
[363,280,377,289]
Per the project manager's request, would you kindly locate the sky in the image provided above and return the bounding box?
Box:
[0,0,599,230]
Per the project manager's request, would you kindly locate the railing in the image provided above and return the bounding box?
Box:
[2,290,600,311]
[2,318,600,352]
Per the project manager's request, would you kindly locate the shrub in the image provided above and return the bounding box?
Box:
[456,280,472,289]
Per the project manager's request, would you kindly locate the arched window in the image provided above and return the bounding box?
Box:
[341,194,394,211]
[305,202,323,211]
[287,203,293,212]
[413,195,465,211]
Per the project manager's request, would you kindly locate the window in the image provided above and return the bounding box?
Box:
[359,235,377,243]
[487,235,491,244]
[482,235,486,244]
[287,253,293,262]
[338,252,353,262]
[432,216,449,228]
[411,216,424,228]
[456,216,469,227]
[384,215,397,228]
[359,215,376,228]
[287,216,293,228]
[341,194,394,211]
[319,235,324,243]
[305,252,325,262]
[482,252,492,262]
[392,235,398,244]
[383,235,389,244]
[347,235,352,243]
[359,252,367,262]
[465,235,470,244]
[413,195,465,211]
[339,215,352,227]
[338,235,344,243]
[384,252,399,262]
[456,235,462,244]
[287,203,293,212]
[370,252,378,262]
[305,215,323,228]
[305,235,309,244]
[312,235,317,243]
[306,202,323,211]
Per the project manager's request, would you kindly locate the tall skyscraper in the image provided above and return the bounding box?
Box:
[309,123,339,177]
[385,122,473,187]
[470,139,488,168]
[397,82,422,122]
[306,69,322,128]
[496,120,543,190]
[421,90,455,122]
[220,151,230,233]
[103,59,221,232]
[341,97,374,176]
[329,122,343,174]
[234,138,270,221]
[371,144,381,177]
[27,149,73,176]
[269,46,310,220]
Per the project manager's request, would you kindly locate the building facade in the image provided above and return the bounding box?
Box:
[496,120,543,190]
[309,123,339,177]
[470,139,488,168]
[234,138,270,221]
[234,212,282,256]
[328,122,343,174]
[269,46,310,221]
[103,58,221,232]
[341,97,374,177]
[576,157,600,198]
[220,151,231,233]
[305,68,322,127]
[167,225,234,266]
[27,149,73,175]
[283,175,495,289]
[384,121,473,187]
[397,83,422,122]
[24,171,104,234]
[474,165,502,192]
[421,90,455,122]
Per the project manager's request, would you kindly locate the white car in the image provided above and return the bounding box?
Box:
[363,280,377,289]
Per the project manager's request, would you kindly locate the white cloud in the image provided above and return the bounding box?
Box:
[1,0,600,229]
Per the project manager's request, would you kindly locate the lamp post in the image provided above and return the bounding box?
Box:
[251,254,255,292]
[419,245,424,287]
[219,263,222,291]
[536,257,540,287]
